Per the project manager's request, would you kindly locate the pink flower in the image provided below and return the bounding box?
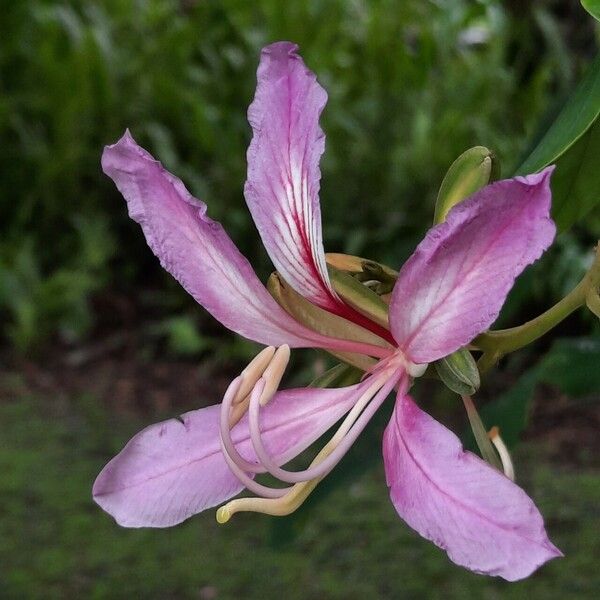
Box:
[94,42,561,580]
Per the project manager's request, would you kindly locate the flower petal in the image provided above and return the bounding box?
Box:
[382,394,561,580]
[245,42,338,311]
[93,382,362,527]
[102,131,337,349]
[389,169,556,363]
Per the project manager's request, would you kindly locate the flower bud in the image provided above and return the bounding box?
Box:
[434,146,498,224]
[434,347,480,395]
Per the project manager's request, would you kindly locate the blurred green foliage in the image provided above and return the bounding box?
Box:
[0,0,597,352]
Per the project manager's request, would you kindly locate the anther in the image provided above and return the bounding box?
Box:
[488,426,515,481]
[258,345,290,405]
[234,346,276,404]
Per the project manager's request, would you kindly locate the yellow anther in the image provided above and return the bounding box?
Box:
[216,505,232,524]
[234,346,276,404]
[259,344,290,405]
[227,345,290,427]
[488,426,515,481]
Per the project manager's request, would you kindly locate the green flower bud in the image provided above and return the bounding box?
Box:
[434,347,480,395]
[434,146,498,224]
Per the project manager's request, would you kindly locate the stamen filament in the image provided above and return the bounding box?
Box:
[219,437,290,498]
[220,376,262,473]
[234,346,276,404]
[216,371,407,522]
[219,375,291,498]
[216,443,332,522]
[488,426,515,481]
[247,372,400,484]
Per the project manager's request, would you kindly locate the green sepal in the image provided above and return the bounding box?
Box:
[326,253,398,296]
[327,265,390,329]
[267,272,384,371]
[434,347,481,395]
[434,146,497,224]
[310,363,363,388]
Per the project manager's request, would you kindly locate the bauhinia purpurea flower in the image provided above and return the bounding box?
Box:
[94,42,562,580]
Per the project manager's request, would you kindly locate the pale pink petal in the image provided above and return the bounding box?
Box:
[382,394,561,580]
[102,131,340,349]
[389,169,556,363]
[245,42,339,311]
[93,382,362,527]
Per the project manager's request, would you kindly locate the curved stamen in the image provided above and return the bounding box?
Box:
[488,426,515,481]
[219,437,290,498]
[219,375,292,498]
[217,372,409,522]
[234,346,276,404]
[248,370,403,484]
[219,376,262,474]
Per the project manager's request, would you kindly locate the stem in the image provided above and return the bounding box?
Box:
[475,243,600,370]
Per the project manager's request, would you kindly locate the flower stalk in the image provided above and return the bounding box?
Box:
[476,243,600,372]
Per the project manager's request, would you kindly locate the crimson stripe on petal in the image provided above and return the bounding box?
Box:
[245,41,339,311]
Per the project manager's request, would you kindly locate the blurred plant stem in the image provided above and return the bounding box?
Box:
[476,243,600,371]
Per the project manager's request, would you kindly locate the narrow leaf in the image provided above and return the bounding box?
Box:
[550,119,600,231]
[517,54,600,175]
[582,0,600,22]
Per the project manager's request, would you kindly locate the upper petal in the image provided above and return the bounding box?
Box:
[244,42,339,311]
[93,381,362,527]
[382,394,561,580]
[102,131,337,349]
[389,169,556,363]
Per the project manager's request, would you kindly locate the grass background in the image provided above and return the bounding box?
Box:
[0,390,598,599]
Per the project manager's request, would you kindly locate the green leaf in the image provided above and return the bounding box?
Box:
[582,0,600,22]
[517,55,600,176]
[550,119,600,231]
